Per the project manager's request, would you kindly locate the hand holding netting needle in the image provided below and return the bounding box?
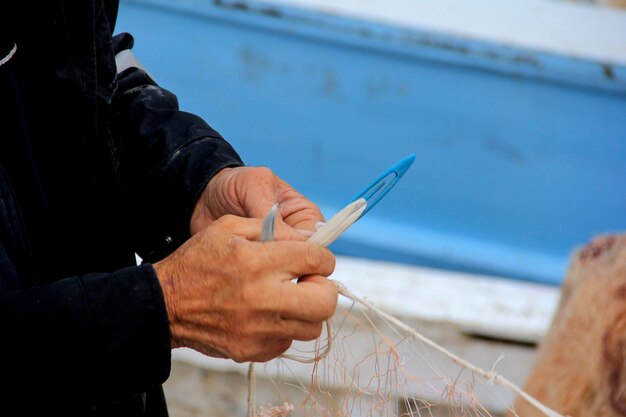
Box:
[247,156,415,416]
[249,201,349,417]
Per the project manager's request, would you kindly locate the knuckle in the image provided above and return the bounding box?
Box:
[303,246,323,271]
[301,246,335,276]
[215,214,238,229]
[229,237,246,256]
[228,237,252,261]
[324,248,336,274]
[253,166,274,180]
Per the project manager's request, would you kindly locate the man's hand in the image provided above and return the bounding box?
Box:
[154,215,338,363]
[190,167,324,236]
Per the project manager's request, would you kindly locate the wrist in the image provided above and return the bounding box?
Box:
[153,259,183,348]
[190,167,236,235]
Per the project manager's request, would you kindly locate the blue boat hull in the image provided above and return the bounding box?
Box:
[117,0,626,285]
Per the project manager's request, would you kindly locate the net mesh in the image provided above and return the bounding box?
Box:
[247,285,559,417]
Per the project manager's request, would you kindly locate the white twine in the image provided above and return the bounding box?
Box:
[335,282,568,417]
[246,320,333,417]
[245,281,566,417]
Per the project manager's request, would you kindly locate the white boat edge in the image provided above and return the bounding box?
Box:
[263,0,626,65]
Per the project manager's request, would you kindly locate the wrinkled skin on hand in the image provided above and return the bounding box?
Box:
[153,215,338,363]
[190,166,325,236]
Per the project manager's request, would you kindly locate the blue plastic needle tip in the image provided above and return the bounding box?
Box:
[351,153,416,217]
[394,154,416,178]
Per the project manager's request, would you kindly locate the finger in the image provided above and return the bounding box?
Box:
[261,242,336,279]
[212,215,264,240]
[245,314,326,342]
[275,183,326,233]
[247,338,293,363]
[282,319,325,342]
[276,275,339,322]
[234,167,324,234]
[274,219,308,241]
[212,215,307,242]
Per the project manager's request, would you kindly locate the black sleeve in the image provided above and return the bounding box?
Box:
[111,33,244,262]
[0,263,171,413]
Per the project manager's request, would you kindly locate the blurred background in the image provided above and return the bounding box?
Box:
[116,0,625,415]
[118,0,626,287]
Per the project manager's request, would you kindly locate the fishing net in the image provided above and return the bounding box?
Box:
[245,282,563,417]
[239,200,566,417]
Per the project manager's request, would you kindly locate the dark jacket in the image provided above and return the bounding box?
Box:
[0,0,243,415]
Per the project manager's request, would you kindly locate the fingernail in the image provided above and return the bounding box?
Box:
[315,221,326,230]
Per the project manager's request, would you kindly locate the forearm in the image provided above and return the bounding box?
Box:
[111,33,243,261]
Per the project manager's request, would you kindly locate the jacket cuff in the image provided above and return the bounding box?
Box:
[79,263,172,395]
